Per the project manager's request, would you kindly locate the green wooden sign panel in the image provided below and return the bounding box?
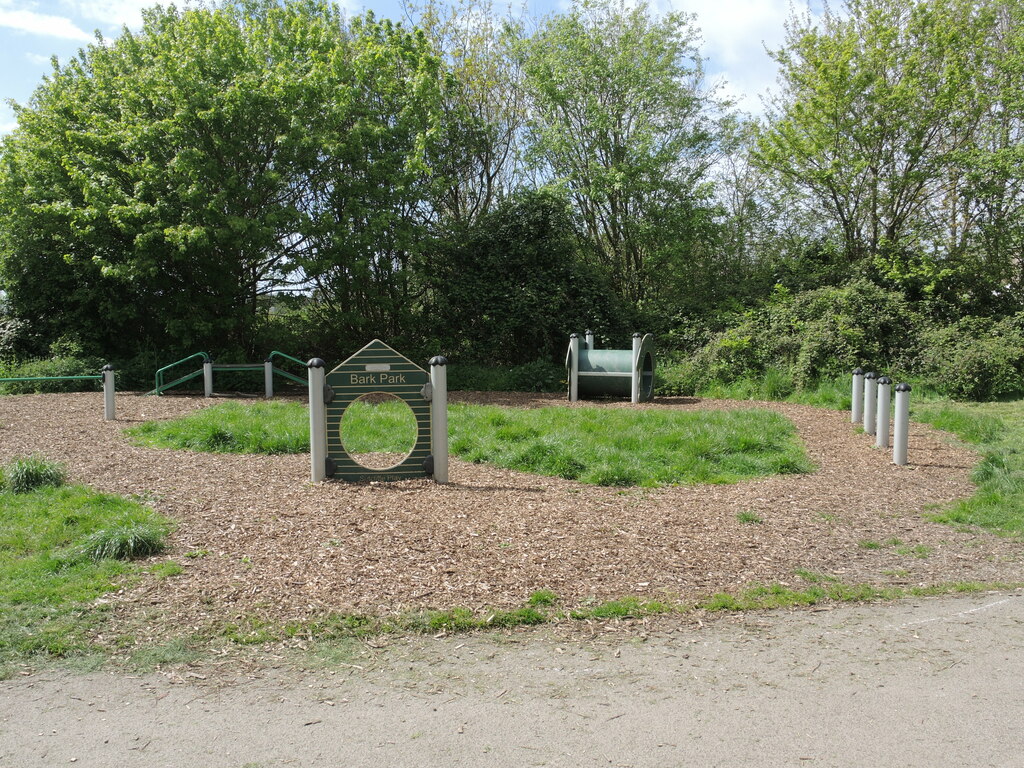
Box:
[324,339,432,482]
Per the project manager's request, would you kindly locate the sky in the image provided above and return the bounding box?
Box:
[0,0,826,136]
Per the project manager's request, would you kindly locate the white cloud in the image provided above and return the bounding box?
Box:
[59,0,154,29]
[669,0,826,114]
[25,50,51,65]
[0,6,92,40]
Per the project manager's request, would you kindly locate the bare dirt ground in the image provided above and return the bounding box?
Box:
[2,590,1023,767]
[0,390,1022,640]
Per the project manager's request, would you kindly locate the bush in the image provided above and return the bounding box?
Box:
[2,455,67,493]
[667,280,923,394]
[0,351,105,394]
[919,315,1024,401]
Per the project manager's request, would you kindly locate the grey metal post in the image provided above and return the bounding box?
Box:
[307,358,327,482]
[102,364,115,421]
[631,332,642,404]
[851,368,865,424]
[585,329,594,350]
[203,358,213,398]
[264,358,274,399]
[863,372,878,435]
[430,356,449,484]
[893,383,911,466]
[569,334,580,402]
[875,376,891,449]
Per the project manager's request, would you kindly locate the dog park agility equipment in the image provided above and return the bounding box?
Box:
[150,351,307,397]
[307,340,448,484]
[566,331,655,403]
[0,364,116,420]
[851,368,911,465]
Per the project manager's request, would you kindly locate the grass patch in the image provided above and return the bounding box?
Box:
[1,455,67,494]
[129,401,815,488]
[127,401,309,455]
[914,400,1024,536]
[737,510,763,524]
[698,581,1011,612]
[0,480,173,665]
[448,404,813,486]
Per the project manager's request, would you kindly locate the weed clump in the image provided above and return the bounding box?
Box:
[2,455,67,493]
[75,516,169,561]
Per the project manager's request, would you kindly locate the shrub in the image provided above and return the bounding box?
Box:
[919,315,1024,401]
[0,354,104,394]
[3,455,67,493]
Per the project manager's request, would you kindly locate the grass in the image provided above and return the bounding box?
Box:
[127,400,815,487]
[912,400,1024,537]
[449,404,813,486]
[127,401,310,454]
[1,455,67,493]
[0,462,173,666]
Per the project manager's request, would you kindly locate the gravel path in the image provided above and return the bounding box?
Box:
[0,391,1021,634]
[3,591,1023,767]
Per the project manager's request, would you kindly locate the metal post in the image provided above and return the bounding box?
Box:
[203,358,213,398]
[569,334,579,402]
[585,330,594,350]
[631,332,641,404]
[102,364,115,421]
[307,358,327,482]
[851,368,864,424]
[893,383,911,466]
[863,372,878,435]
[875,376,891,449]
[430,356,449,484]
[264,358,274,399]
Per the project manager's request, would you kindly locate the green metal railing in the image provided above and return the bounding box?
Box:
[149,351,307,395]
[266,350,308,386]
[0,374,102,383]
[151,352,210,395]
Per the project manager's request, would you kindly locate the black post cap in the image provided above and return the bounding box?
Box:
[896,382,912,392]
[307,358,325,369]
[585,329,593,335]
[632,332,641,338]
[429,355,448,367]
[264,356,273,363]
[101,364,114,372]
[865,371,878,379]
[570,333,579,338]
[853,367,864,375]
[878,376,891,385]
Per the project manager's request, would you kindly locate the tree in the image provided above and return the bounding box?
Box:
[515,0,726,312]
[428,188,626,364]
[0,1,347,358]
[757,0,1023,312]
[404,0,529,223]
[0,1,461,362]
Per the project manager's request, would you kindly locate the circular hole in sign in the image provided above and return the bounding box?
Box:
[340,392,419,470]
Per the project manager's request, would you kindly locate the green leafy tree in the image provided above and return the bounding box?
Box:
[757,0,1023,313]
[516,0,726,312]
[0,1,350,357]
[428,188,626,364]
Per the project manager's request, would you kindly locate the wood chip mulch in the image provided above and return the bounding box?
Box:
[1,391,1022,637]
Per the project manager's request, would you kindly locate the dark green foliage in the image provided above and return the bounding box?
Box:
[429,189,628,365]
[447,360,565,392]
[669,280,920,393]
[919,316,1024,401]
